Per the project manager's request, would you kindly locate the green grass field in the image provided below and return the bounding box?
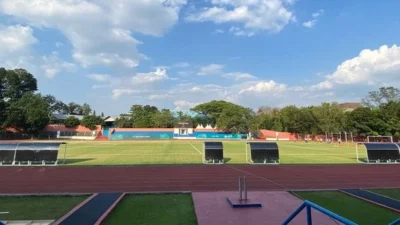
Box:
[0,195,87,221]
[103,194,197,225]
[293,191,400,225]
[369,189,400,200]
[57,140,367,165]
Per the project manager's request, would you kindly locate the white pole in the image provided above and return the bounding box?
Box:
[356,143,359,163]
[245,143,248,163]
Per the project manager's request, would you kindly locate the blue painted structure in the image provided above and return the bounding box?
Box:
[282,200,358,225]
[110,131,247,140]
[389,218,400,225]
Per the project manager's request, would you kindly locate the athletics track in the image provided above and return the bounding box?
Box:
[0,164,400,194]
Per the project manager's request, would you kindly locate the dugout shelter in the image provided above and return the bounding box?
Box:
[356,142,400,163]
[246,142,280,164]
[0,142,67,165]
[203,142,224,164]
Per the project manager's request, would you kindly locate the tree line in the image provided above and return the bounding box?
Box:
[0,68,104,134]
[1,68,399,138]
[116,87,400,139]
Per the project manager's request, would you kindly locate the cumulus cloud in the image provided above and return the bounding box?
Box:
[197,64,224,75]
[314,44,400,89]
[174,100,201,110]
[0,0,186,72]
[239,80,287,94]
[40,51,76,78]
[229,26,255,37]
[186,0,295,35]
[222,72,257,81]
[132,68,170,85]
[303,9,324,28]
[86,74,112,82]
[0,24,37,54]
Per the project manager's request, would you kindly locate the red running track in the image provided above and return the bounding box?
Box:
[1,164,400,194]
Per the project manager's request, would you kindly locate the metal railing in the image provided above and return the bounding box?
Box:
[389,218,400,225]
[282,200,357,225]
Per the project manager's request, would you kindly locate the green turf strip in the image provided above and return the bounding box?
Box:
[368,189,400,200]
[59,140,365,165]
[103,194,197,225]
[0,195,87,221]
[293,191,400,225]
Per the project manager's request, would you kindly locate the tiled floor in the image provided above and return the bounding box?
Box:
[192,191,341,225]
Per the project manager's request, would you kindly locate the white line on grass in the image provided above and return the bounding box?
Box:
[187,141,202,155]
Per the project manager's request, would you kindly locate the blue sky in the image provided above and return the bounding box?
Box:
[1,0,399,115]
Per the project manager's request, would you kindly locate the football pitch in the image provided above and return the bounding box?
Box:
[58,140,367,165]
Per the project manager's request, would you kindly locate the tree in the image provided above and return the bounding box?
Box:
[115,116,132,128]
[63,116,80,128]
[81,103,92,115]
[362,87,400,108]
[152,109,175,128]
[101,112,104,117]
[67,102,81,115]
[1,68,37,102]
[42,95,69,114]
[216,104,255,133]
[81,115,104,130]
[129,104,158,128]
[191,100,243,127]
[4,93,50,135]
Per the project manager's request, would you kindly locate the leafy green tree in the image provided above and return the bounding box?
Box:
[81,103,92,115]
[67,102,81,115]
[152,109,175,128]
[4,93,50,135]
[81,115,104,130]
[362,87,400,108]
[129,104,158,128]
[63,116,80,128]
[115,116,133,128]
[1,68,37,102]
[216,104,255,133]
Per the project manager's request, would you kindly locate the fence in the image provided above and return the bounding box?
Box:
[282,200,400,225]
[0,131,98,140]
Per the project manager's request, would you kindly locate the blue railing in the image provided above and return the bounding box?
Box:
[282,200,358,225]
[389,218,400,225]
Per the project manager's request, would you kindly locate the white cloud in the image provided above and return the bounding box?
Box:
[303,9,323,28]
[239,80,287,94]
[86,74,112,82]
[315,44,400,89]
[174,100,201,110]
[174,62,191,68]
[215,29,225,34]
[0,0,186,72]
[229,26,255,37]
[302,20,316,28]
[148,94,172,100]
[197,64,224,75]
[40,51,76,78]
[222,72,257,81]
[55,42,64,48]
[132,68,170,85]
[312,9,324,18]
[186,0,295,35]
[0,24,36,55]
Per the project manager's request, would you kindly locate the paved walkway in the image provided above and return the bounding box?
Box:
[192,191,340,225]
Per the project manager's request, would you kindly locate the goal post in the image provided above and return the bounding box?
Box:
[367,136,393,143]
